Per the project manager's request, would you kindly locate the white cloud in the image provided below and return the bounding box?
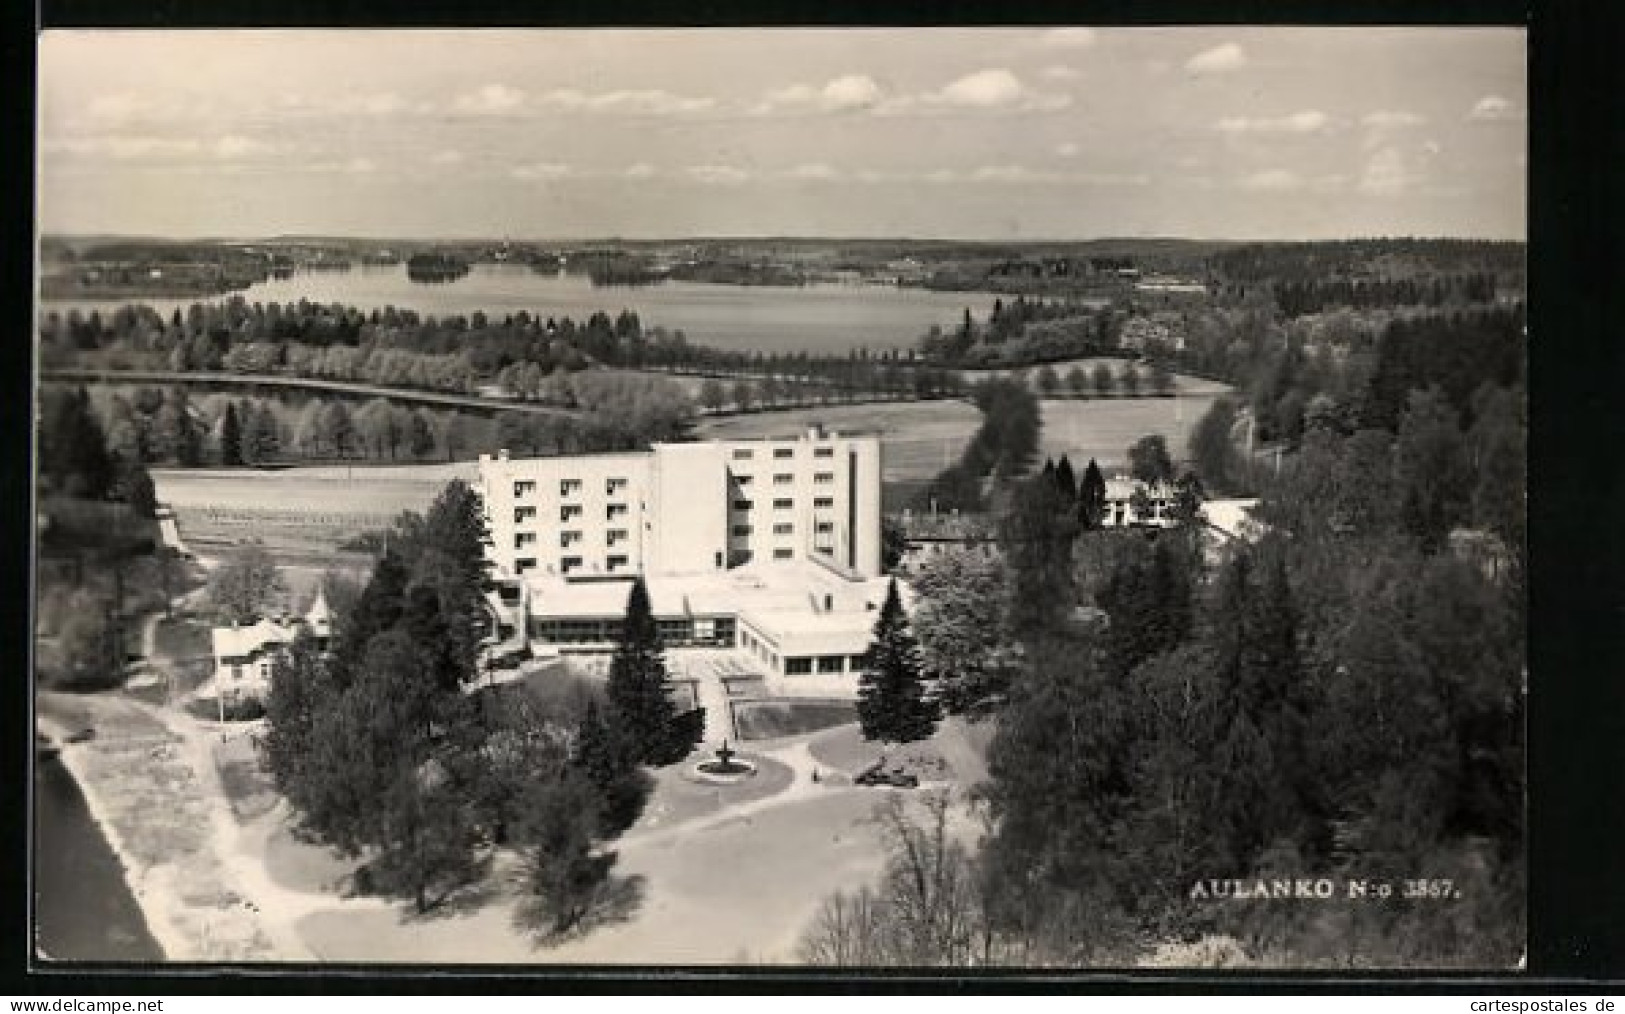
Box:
[430,149,465,165]
[940,69,1027,108]
[1468,95,1522,122]
[918,165,1149,186]
[511,162,572,181]
[454,83,526,115]
[42,133,279,162]
[879,68,1071,115]
[529,88,714,116]
[80,92,214,125]
[1362,110,1426,129]
[624,163,657,178]
[1358,146,1424,195]
[971,164,1037,182]
[303,156,376,175]
[1216,110,1330,134]
[334,92,409,116]
[1041,65,1081,82]
[1056,141,1081,158]
[687,164,750,185]
[753,74,883,115]
[1186,43,1247,75]
[1238,169,1304,191]
[783,162,841,180]
[1039,28,1097,48]
[212,135,274,160]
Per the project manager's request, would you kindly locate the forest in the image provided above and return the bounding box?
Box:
[816,275,1527,966]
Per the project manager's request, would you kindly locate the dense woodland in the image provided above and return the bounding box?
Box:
[807,260,1526,965]
[35,386,167,688]
[260,490,700,925]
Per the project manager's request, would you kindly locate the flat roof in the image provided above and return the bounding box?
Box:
[524,559,908,644]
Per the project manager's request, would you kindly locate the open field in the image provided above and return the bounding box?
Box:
[698,390,1222,482]
[154,463,478,559]
[699,400,983,483]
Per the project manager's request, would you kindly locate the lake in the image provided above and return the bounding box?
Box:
[34,754,164,962]
[42,264,1011,357]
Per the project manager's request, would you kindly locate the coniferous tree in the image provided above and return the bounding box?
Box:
[1054,454,1078,506]
[1079,458,1107,530]
[856,579,939,744]
[248,402,282,463]
[412,480,495,685]
[219,402,244,466]
[606,578,690,764]
[332,548,410,688]
[1001,474,1081,639]
[572,699,650,836]
[40,387,115,498]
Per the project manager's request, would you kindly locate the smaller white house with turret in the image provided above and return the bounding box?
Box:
[210,590,333,703]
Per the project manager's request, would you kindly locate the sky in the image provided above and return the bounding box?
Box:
[36,28,1527,241]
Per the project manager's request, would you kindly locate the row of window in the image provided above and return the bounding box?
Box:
[516,529,631,549]
[515,503,630,524]
[731,446,837,461]
[729,522,835,537]
[531,615,737,647]
[731,496,838,511]
[733,472,836,487]
[513,477,630,498]
[513,554,633,575]
[783,654,865,676]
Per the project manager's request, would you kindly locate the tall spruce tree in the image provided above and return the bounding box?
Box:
[332,548,410,689]
[1079,458,1107,530]
[606,578,689,765]
[219,402,244,466]
[1054,454,1079,506]
[856,579,939,744]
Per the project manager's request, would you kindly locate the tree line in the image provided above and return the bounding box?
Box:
[74,375,695,470]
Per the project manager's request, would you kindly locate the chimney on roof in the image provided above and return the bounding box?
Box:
[498,448,510,461]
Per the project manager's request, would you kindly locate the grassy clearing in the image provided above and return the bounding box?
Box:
[1037,395,1217,472]
[213,732,279,822]
[733,699,858,742]
[153,464,475,560]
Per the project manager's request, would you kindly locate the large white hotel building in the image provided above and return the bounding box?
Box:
[477,425,901,686]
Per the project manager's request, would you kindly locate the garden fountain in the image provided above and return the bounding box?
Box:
[692,739,757,782]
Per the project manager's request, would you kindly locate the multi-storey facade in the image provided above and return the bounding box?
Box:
[478,425,882,582]
[476,426,892,684]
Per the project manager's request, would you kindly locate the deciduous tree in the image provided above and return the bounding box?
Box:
[206,543,286,623]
